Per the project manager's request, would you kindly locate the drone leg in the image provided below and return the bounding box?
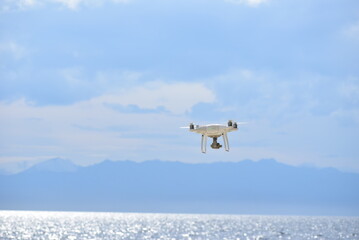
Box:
[201,135,207,153]
[223,133,229,151]
[204,135,207,152]
[201,135,204,153]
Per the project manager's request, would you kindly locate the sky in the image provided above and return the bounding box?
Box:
[0,0,358,172]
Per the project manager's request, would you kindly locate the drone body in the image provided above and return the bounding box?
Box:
[182,120,244,153]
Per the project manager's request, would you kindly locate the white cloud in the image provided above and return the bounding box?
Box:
[1,0,270,10]
[208,69,353,122]
[52,0,130,10]
[52,0,82,9]
[1,0,38,11]
[224,0,269,7]
[0,81,214,165]
[1,0,32,11]
[1,0,130,11]
[93,81,216,114]
[18,0,37,8]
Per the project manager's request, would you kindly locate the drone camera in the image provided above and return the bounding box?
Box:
[210,137,222,149]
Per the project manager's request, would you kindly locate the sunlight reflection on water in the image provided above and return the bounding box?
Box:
[0,211,358,240]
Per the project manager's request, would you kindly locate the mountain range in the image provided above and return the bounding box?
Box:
[1,158,358,216]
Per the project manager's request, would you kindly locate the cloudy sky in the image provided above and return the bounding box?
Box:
[1,0,358,172]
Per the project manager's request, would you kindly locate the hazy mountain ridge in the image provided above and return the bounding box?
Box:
[0,158,80,175]
[25,158,80,173]
[0,159,358,215]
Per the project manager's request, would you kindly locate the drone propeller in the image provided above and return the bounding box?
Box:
[228,120,248,129]
[228,120,248,124]
[181,123,197,129]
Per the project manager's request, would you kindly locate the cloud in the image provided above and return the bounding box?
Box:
[0,81,214,165]
[1,0,36,11]
[52,0,83,9]
[51,0,130,10]
[1,0,270,10]
[224,0,269,7]
[0,0,129,11]
[339,78,359,106]
[343,21,359,40]
[0,98,172,165]
[0,41,28,60]
[206,69,359,123]
[93,81,216,115]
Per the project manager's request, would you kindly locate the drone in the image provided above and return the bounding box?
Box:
[181,120,246,153]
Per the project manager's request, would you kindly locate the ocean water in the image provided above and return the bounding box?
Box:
[0,211,358,240]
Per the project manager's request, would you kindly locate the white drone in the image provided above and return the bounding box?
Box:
[181,120,246,153]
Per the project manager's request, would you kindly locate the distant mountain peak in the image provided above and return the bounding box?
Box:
[258,158,277,163]
[27,158,79,173]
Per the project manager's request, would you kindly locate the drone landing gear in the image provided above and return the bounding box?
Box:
[222,133,229,152]
[202,135,230,153]
[201,135,207,153]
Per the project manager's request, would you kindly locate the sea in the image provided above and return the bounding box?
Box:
[0,211,358,240]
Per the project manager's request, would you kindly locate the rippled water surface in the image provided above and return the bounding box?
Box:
[0,211,358,240]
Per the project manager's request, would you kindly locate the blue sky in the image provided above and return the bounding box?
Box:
[0,0,358,172]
